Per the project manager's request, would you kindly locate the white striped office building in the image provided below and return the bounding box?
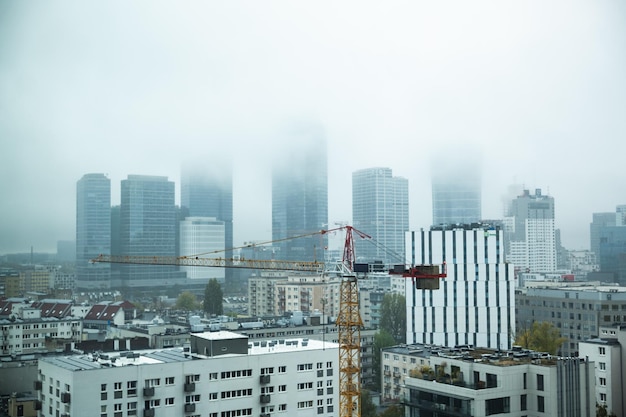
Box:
[405,224,515,350]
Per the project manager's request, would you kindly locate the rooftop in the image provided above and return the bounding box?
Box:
[40,336,337,372]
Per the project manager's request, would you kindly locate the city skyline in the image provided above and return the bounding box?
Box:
[2,2,626,254]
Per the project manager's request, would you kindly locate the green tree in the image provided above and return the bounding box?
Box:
[204,278,223,316]
[515,321,567,355]
[380,293,406,343]
[176,291,198,311]
[380,404,404,417]
[372,330,396,391]
[361,390,377,417]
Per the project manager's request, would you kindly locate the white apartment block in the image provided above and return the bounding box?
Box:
[0,310,82,357]
[405,224,515,350]
[579,325,626,417]
[388,344,595,417]
[37,331,339,417]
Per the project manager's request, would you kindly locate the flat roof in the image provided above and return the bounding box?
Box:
[40,337,337,372]
[191,330,248,341]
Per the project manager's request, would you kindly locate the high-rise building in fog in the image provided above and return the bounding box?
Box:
[352,167,408,264]
[405,224,515,350]
[179,217,225,283]
[505,188,556,273]
[272,124,328,262]
[76,173,111,290]
[119,175,183,288]
[181,159,234,286]
[591,206,626,286]
[431,151,481,226]
[591,212,619,257]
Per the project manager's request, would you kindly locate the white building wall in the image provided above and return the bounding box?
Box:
[38,338,339,417]
[405,227,515,350]
[579,340,622,417]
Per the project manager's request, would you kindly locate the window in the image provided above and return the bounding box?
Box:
[278,404,287,411]
[298,401,313,409]
[599,377,606,386]
[186,395,200,403]
[600,393,607,402]
[486,397,510,415]
[186,374,200,383]
[220,369,252,379]
[279,366,286,373]
[127,381,137,396]
[486,373,497,388]
[599,362,606,371]
[165,397,174,405]
[298,382,313,390]
[599,347,606,355]
[298,363,313,371]
[165,377,175,385]
[145,378,160,387]
[520,394,527,411]
[147,399,160,408]
[278,385,286,392]
[537,374,544,391]
[537,396,545,413]
[127,402,137,416]
[523,373,527,389]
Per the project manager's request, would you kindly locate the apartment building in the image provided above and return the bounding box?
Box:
[383,344,595,417]
[516,285,626,356]
[36,331,339,417]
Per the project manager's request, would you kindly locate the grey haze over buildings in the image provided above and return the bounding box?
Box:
[1,1,625,254]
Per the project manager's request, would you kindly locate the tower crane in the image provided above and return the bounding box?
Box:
[91,225,446,417]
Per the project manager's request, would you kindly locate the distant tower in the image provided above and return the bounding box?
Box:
[505,188,556,273]
[119,175,183,288]
[406,224,515,350]
[352,167,408,264]
[431,149,482,226]
[76,173,111,290]
[179,217,225,284]
[272,124,328,262]
[181,159,234,286]
[590,212,615,257]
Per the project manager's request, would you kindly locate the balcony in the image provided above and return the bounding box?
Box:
[61,392,71,403]
[260,375,270,384]
[260,394,271,404]
[184,383,195,392]
[143,387,155,397]
[184,403,196,413]
[143,409,155,417]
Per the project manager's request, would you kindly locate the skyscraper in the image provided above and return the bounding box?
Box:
[406,224,515,350]
[181,159,234,286]
[352,167,408,264]
[76,173,111,290]
[591,212,618,257]
[179,217,225,283]
[431,151,482,226]
[272,124,328,262]
[505,188,556,273]
[119,175,183,288]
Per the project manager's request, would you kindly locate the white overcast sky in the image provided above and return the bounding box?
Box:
[1,1,625,254]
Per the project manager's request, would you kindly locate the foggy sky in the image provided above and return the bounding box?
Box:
[1,1,625,254]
